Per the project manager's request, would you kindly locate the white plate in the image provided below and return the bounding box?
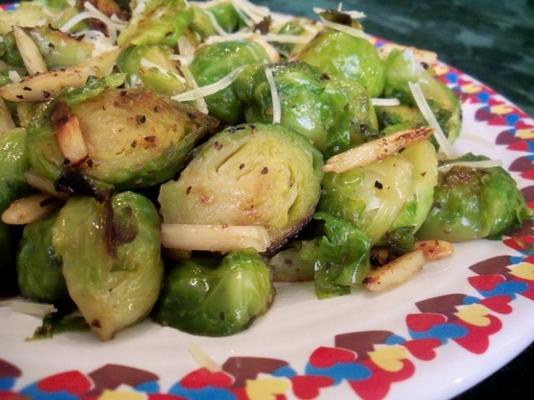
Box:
[1,28,534,400]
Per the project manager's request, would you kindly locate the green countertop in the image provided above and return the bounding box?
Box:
[258,0,534,117]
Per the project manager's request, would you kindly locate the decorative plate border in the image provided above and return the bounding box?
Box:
[1,5,533,399]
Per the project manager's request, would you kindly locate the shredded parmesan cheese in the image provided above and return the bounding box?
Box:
[177,35,196,60]
[60,2,127,42]
[76,30,117,57]
[171,66,246,102]
[264,66,281,124]
[231,0,270,24]
[188,343,222,373]
[408,81,456,159]
[178,63,209,114]
[8,70,21,83]
[371,98,400,107]
[438,159,503,173]
[0,299,57,317]
[139,58,186,83]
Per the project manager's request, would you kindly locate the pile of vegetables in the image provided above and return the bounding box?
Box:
[0,0,529,340]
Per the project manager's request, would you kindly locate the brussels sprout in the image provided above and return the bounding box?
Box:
[27,26,93,69]
[189,40,271,123]
[417,155,531,242]
[269,240,316,282]
[159,124,323,251]
[234,61,378,153]
[319,154,414,243]
[118,0,192,47]
[0,32,25,68]
[117,45,186,96]
[383,49,461,142]
[154,249,273,336]
[274,18,308,57]
[27,76,218,191]
[17,211,68,303]
[272,213,370,298]
[189,5,217,39]
[376,104,425,134]
[0,3,48,35]
[0,128,29,293]
[206,1,242,33]
[389,140,438,232]
[298,31,385,98]
[52,191,164,340]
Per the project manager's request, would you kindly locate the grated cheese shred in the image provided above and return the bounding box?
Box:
[171,66,246,103]
[188,343,222,373]
[408,81,456,159]
[264,66,281,124]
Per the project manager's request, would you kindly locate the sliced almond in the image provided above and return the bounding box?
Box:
[414,240,453,261]
[323,127,433,173]
[0,49,120,102]
[0,98,15,134]
[55,115,88,165]
[24,170,69,200]
[161,223,271,253]
[364,250,426,292]
[1,194,59,225]
[13,26,48,75]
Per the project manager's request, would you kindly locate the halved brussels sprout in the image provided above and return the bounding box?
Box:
[234,61,378,153]
[52,191,163,340]
[190,40,271,124]
[417,155,531,241]
[27,26,93,69]
[319,154,414,243]
[390,140,438,232]
[117,45,186,96]
[118,0,192,47]
[383,49,461,142]
[376,104,425,135]
[154,249,273,336]
[298,30,385,98]
[17,211,68,303]
[0,128,29,294]
[27,76,218,191]
[159,123,323,251]
[274,18,309,57]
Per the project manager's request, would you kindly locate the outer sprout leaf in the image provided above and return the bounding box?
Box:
[154,249,273,336]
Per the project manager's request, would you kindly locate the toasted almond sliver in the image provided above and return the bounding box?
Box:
[364,250,426,292]
[55,115,88,165]
[161,223,271,253]
[1,194,59,225]
[13,26,48,75]
[0,98,15,134]
[414,240,453,261]
[24,170,69,200]
[324,127,433,173]
[0,49,120,102]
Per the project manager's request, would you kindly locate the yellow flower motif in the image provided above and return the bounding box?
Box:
[245,376,291,400]
[433,65,450,76]
[516,127,534,140]
[454,304,491,327]
[461,83,482,94]
[98,389,147,400]
[368,345,409,372]
[490,104,514,115]
[509,262,534,281]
